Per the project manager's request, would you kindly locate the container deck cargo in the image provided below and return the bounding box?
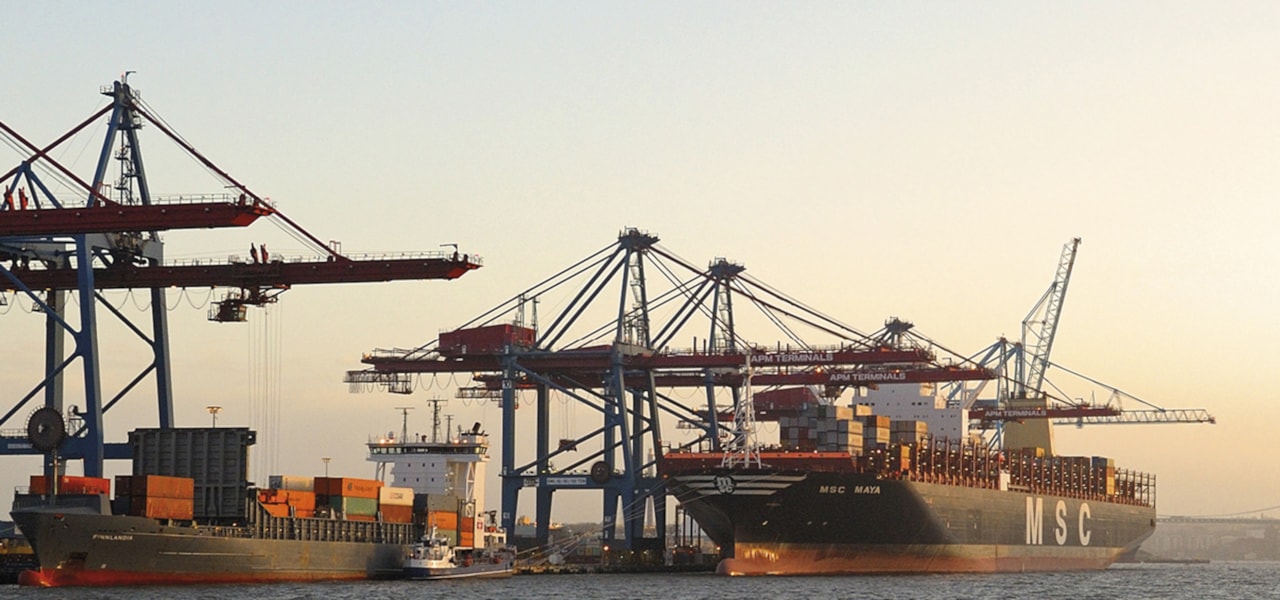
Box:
[437,324,536,356]
[315,477,382,499]
[28,476,110,496]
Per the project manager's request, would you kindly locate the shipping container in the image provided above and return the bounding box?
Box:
[427,510,459,531]
[860,415,890,429]
[131,475,195,499]
[29,475,111,496]
[268,475,315,492]
[327,495,378,517]
[115,475,133,497]
[381,504,414,524]
[346,514,377,522]
[753,387,820,412]
[131,496,195,520]
[315,477,382,499]
[438,324,536,356]
[378,486,414,507]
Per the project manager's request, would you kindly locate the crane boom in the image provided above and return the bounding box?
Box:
[1052,409,1217,426]
[1019,237,1080,397]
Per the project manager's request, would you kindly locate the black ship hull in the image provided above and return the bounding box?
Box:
[11,496,415,587]
[666,464,1156,575]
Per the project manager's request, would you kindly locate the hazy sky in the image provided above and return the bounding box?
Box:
[2,2,1278,522]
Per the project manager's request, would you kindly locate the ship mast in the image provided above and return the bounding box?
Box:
[426,397,447,443]
[721,355,761,469]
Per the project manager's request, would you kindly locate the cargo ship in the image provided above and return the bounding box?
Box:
[660,386,1158,575]
[11,419,505,587]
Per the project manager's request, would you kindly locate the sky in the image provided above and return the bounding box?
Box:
[2,2,1278,524]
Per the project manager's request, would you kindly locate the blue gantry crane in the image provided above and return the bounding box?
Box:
[0,77,480,480]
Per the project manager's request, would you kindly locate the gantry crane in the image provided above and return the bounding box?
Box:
[347,228,993,552]
[941,238,1214,450]
[0,76,479,479]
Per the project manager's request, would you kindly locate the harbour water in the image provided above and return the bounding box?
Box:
[4,562,1278,600]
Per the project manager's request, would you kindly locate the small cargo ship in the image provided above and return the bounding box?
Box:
[404,525,515,580]
[661,388,1158,575]
[11,417,507,587]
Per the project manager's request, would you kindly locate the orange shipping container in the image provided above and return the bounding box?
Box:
[459,531,475,548]
[134,496,194,520]
[131,475,195,500]
[461,516,476,532]
[284,490,316,511]
[427,510,459,531]
[346,514,376,522]
[29,475,111,496]
[381,504,414,524]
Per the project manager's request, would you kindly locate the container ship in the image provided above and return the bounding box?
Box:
[660,385,1158,575]
[10,420,505,587]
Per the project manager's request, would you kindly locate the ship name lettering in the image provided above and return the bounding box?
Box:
[1078,502,1092,546]
[853,485,880,494]
[1054,500,1069,545]
[819,485,846,494]
[1027,497,1093,546]
[1025,497,1044,545]
[92,534,133,542]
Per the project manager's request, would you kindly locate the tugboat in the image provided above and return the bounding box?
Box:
[404,525,515,580]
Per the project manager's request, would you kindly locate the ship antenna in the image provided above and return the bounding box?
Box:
[395,406,415,441]
[425,397,448,443]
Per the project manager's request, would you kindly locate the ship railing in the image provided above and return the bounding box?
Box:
[863,436,1157,507]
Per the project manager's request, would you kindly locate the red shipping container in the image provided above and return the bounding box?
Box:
[438,324,536,356]
[753,387,820,411]
[115,475,133,497]
[131,475,195,499]
[314,477,382,499]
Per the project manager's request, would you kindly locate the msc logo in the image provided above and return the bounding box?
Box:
[1025,497,1092,546]
[819,485,846,494]
[714,475,736,495]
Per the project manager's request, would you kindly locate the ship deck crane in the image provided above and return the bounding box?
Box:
[0,77,479,479]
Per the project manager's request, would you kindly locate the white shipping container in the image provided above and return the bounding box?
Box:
[267,475,315,492]
[378,486,415,506]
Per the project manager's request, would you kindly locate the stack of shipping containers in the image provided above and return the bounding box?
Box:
[114,475,196,520]
[315,477,381,522]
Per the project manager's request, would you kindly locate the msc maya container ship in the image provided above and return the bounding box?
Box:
[659,384,1157,576]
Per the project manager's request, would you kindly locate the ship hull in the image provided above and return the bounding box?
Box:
[11,505,412,587]
[403,562,513,580]
[667,468,1156,575]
